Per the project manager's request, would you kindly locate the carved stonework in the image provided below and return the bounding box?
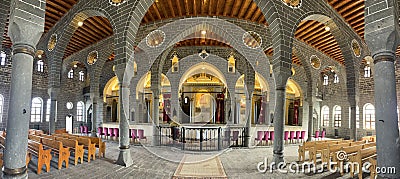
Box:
[146,30,165,48]
[351,39,361,57]
[243,31,262,49]
[310,55,321,69]
[282,0,302,8]
[47,34,57,51]
[87,50,98,65]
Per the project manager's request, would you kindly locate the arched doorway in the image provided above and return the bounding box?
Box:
[285,79,303,126]
[234,73,269,125]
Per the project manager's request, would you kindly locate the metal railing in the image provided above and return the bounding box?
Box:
[159,126,245,151]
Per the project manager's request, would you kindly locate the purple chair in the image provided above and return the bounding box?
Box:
[113,128,119,140]
[284,131,289,144]
[97,127,103,137]
[108,128,114,139]
[299,131,306,142]
[255,131,264,145]
[289,131,295,143]
[137,129,147,142]
[269,131,274,145]
[131,129,138,143]
[103,127,108,139]
[80,126,84,134]
[83,126,88,135]
[295,131,301,143]
[321,131,326,140]
[264,131,270,145]
[315,131,320,141]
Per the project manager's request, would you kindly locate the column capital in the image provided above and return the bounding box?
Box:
[47,87,60,99]
[12,43,35,57]
[374,54,396,64]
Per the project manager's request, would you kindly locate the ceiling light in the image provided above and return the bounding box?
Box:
[325,26,330,31]
[37,54,42,59]
[201,30,207,35]
[73,64,78,68]
[202,67,205,70]
[78,21,83,27]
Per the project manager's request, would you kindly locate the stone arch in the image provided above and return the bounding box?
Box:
[47,7,116,88]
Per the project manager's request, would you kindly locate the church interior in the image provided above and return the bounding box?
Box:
[0,0,399,178]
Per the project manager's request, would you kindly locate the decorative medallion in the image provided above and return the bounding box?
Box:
[242,31,262,49]
[310,55,321,69]
[199,50,209,60]
[87,50,98,65]
[47,34,57,51]
[351,39,361,57]
[282,0,302,8]
[109,0,126,6]
[66,102,73,109]
[146,30,165,48]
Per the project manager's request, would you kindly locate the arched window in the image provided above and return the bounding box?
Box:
[0,51,6,66]
[228,55,235,73]
[333,105,341,127]
[37,60,44,72]
[333,73,339,84]
[171,54,179,72]
[0,94,3,122]
[68,69,74,79]
[321,106,329,126]
[79,71,85,81]
[364,103,375,129]
[77,101,84,122]
[356,106,360,128]
[323,75,329,86]
[46,99,51,122]
[31,97,43,122]
[364,65,371,78]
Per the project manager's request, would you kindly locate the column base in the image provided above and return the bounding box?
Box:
[152,135,160,146]
[273,151,284,168]
[91,131,97,137]
[2,166,27,179]
[116,148,133,167]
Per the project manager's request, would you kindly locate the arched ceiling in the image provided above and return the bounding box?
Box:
[4,0,399,64]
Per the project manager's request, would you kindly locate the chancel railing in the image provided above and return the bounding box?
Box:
[159,126,245,151]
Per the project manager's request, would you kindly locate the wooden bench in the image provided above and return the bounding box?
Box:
[41,138,70,169]
[54,136,84,165]
[309,140,352,164]
[55,128,68,134]
[68,136,96,162]
[28,140,52,174]
[40,134,55,140]
[368,156,377,179]
[333,143,375,175]
[29,135,42,143]
[348,146,377,179]
[322,141,367,169]
[79,136,106,158]
[298,139,343,162]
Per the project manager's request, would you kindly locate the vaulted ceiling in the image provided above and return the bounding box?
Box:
[1,0,384,66]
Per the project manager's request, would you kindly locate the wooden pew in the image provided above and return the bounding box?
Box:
[41,138,70,169]
[40,134,55,140]
[28,135,42,143]
[28,140,52,174]
[348,146,377,179]
[309,140,352,164]
[322,141,367,169]
[368,156,377,179]
[54,136,84,165]
[55,128,67,134]
[298,139,343,162]
[79,136,106,158]
[68,136,96,162]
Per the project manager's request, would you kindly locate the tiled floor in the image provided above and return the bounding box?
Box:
[25,139,367,179]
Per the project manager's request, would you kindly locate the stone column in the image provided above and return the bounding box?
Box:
[152,90,160,146]
[373,54,400,177]
[48,88,59,134]
[307,104,313,141]
[244,95,252,147]
[90,93,98,137]
[349,105,357,140]
[3,1,45,178]
[114,64,133,167]
[273,88,286,164]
